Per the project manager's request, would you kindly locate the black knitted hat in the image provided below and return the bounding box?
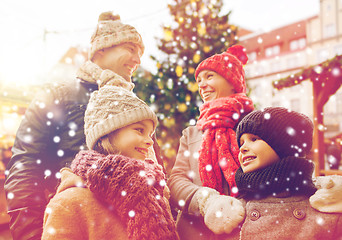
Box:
[236,107,314,159]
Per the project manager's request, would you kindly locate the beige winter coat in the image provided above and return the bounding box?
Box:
[42,168,128,240]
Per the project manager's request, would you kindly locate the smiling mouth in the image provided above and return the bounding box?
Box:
[242,156,256,166]
[135,147,148,157]
[125,65,136,74]
[201,91,213,99]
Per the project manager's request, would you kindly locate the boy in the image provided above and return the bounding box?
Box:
[233,107,342,239]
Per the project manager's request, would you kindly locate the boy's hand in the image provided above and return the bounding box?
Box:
[197,187,245,234]
[310,175,342,213]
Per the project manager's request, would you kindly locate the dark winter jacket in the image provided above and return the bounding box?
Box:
[5,77,97,240]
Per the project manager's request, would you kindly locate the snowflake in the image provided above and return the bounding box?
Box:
[57,150,64,157]
[139,170,146,177]
[144,177,153,185]
[232,112,239,120]
[45,207,52,214]
[205,164,212,171]
[184,150,190,157]
[159,179,166,187]
[16,162,23,169]
[189,119,196,125]
[46,112,54,119]
[53,136,60,143]
[286,127,296,136]
[231,187,238,194]
[47,227,56,235]
[128,210,135,218]
[219,158,227,168]
[55,172,62,179]
[316,217,324,225]
[23,134,33,143]
[215,211,223,218]
[187,170,195,179]
[68,130,76,137]
[44,170,51,177]
[7,192,14,200]
[264,113,271,120]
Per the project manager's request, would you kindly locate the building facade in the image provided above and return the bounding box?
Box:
[240,0,342,139]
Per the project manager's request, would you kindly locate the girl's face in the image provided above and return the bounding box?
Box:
[196,70,236,102]
[108,119,154,161]
[238,133,280,173]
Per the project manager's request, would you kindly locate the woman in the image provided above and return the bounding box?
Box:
[168,45,342,239]
[168,45,254,239]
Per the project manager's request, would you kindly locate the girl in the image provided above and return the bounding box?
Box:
[42,70,179,240]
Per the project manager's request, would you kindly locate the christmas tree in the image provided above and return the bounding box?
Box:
[134,0,238,174]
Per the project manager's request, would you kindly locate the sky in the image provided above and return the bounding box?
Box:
[0,0,320,86]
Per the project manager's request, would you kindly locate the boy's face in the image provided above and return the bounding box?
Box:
[196,70,236,102]
[238,133,280,173]
[96,43,142,82]
[108,119,154,161]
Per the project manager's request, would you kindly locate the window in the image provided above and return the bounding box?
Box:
[317,49,329,63]
[270,61,281,73]
[248,51,257,62]
[287,57,298,69]
[324,24,336,38]
[334,44,342,55]
[265,45,280,57]
[290,38,306,51]
[290,99,301,112]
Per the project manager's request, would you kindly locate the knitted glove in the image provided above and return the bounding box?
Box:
[310,175,342,213]
[197,187,245,234]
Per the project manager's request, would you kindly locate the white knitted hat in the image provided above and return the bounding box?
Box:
[89,11,144,60]
[84,70,158,150]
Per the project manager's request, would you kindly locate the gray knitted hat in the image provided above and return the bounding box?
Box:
[89,11,144,60]
[236,107,313,159]
[84,70,158,150]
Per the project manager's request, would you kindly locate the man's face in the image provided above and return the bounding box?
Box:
[97,43,142,82]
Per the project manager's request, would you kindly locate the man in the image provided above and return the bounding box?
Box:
[5,11,160,240]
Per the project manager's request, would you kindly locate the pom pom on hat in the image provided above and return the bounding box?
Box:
[236,107,314,159]
[195,45,248,93]
[226,45,248,65]
[98,11,121,21]
[89,11,144,60]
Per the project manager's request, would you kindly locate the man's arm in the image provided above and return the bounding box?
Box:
[5,86,63,240]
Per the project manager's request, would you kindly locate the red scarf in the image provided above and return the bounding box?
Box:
[196,94,254,196]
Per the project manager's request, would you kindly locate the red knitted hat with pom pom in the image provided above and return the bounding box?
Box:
[195,45,248,93]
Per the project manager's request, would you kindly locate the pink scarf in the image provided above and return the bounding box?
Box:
[197,94,254,196]
[71,150,179,240]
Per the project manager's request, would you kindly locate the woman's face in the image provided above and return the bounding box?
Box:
[196,70,236,102]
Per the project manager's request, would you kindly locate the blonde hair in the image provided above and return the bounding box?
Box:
[94,136,120,155]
